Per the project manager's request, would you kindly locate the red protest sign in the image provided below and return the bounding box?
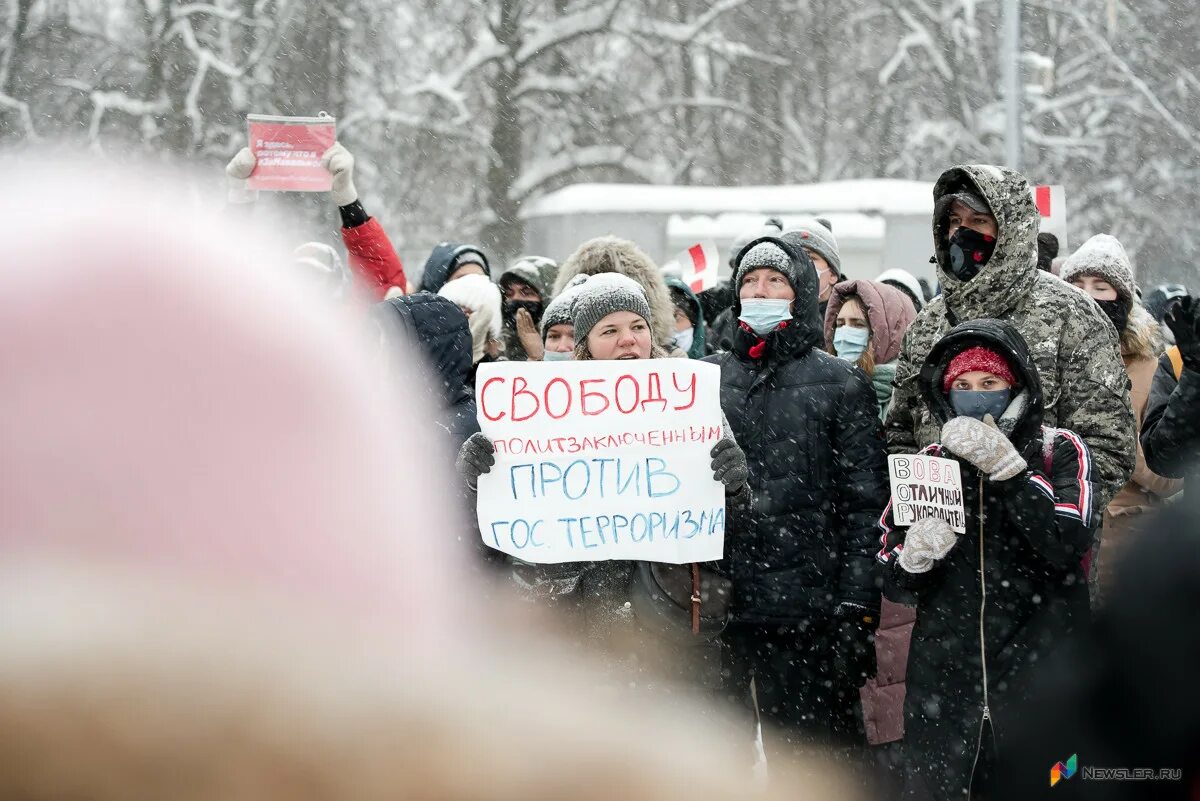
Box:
[246,113,336,192]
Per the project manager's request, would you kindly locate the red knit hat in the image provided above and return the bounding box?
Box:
[943,346,1018,392]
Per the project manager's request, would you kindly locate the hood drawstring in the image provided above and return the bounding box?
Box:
[740,320,789,360]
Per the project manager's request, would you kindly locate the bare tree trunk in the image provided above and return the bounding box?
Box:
[481,0,524,264]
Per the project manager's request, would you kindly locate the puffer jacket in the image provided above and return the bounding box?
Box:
[704,236,889,624]
[885,165,1134,511]
[878,319,1095,801]
[1142,346,1200,492]
[374,293,479,450]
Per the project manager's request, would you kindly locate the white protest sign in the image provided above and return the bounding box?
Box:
[1032,184,1068,251]
[887,454,966,534]
[475,359,726,564]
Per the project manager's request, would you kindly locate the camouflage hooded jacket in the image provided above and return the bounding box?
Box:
[884,165,1134,507]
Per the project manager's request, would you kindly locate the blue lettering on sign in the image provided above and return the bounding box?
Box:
[562,459,591,500]
[646,457,681,498]
[490,519,545,549]
[557,516,578,548]
[578,515,598,549]
[537,462,563,498]
[510,464,536,499]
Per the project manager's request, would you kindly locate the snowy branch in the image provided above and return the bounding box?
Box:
[405,27,507,122]
[0,92,38,139]
[515,0,623,64]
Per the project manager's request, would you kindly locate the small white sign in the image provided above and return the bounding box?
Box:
[475,359,726,564]
[887,454,966,534]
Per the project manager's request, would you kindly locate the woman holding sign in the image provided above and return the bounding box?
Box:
[874,319,1095,801]
[456,272,751,672]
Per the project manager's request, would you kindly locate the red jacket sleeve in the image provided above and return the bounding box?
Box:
[340,217,406,300]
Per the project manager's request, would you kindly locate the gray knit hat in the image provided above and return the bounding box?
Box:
[570,273,652,342]
[540,275,588,340]
[734,240,804,291]
[780,216,841,277]
[1060,234,1136,311]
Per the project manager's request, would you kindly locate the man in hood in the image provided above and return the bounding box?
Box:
[704,236,889,764]
[497,255,558,361]
[418,243,491,294]
[885,165,1135,512]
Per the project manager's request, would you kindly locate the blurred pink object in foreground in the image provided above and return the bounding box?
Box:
[0,157,465,641]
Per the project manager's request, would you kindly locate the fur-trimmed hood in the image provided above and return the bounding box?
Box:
[552,236,676,349]
[1122,303,1163,362]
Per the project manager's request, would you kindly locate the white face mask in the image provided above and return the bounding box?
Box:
[672,326,695,353]
[738,298,792,335]
[543,349,573,361]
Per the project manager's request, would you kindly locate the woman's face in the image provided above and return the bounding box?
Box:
[545,323,575,353]
[586,311,653,360]
[673,306,693,333]
[951,370,1012,392]
[835,297,870,333]
[1068,274,1119,302]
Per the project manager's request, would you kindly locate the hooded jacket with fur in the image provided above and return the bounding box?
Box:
[884,165,1134,510]
[551,236,680,354]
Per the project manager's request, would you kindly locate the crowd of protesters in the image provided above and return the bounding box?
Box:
[214,142,1200,800]
[7,141,1196,800]
[220,140,1200,799]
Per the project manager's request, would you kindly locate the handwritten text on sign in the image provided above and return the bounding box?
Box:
[475,360,725,564]
[887,454,966,534]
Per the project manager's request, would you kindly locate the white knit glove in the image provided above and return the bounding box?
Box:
[940,414,1027,481]
[897,516,957,574]
[321,142,358,207]
[225,147,257,204]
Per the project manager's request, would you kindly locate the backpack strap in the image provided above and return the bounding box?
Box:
[1168,346,1184,380]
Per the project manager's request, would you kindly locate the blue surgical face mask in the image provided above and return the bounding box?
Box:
[738,298,792,335]
[949,389,1012,421]
[543,349,573,362]
[673,326,695,353]
[833,326,870,363]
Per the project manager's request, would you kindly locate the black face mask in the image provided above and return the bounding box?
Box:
[947,226,998,282]
[1096,298,1129,334]
[503,299,544,328]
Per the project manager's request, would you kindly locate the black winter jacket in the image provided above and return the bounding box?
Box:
[879,319,1095,801]
[374,293,479,450]
[1141,351,1200,492]
[704,236,889,625]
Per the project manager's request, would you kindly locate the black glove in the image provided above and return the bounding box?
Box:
[455,432,495,490]
[830,605,877,687]
[1166,295,1200,372]
[710,436,749,495]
